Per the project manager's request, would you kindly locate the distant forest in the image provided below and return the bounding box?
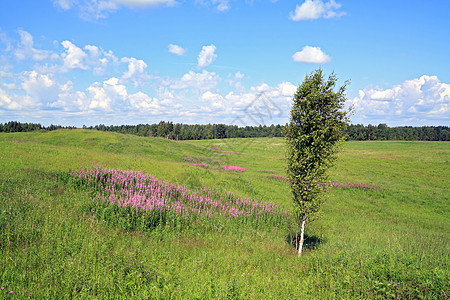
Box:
[1,121,448,141]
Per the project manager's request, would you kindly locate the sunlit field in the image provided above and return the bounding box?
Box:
[1,130,448,298]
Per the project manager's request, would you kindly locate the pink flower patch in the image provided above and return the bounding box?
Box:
[221,165,246,172]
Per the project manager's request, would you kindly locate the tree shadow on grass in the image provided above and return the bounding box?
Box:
[285,232,325,253]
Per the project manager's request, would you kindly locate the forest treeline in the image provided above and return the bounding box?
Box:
[1,121,448,141]
[0,121,76,132]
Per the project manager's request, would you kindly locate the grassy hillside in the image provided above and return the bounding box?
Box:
[1,130,448,298]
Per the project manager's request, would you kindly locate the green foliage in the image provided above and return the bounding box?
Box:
[2,120,448,141]
[286,69,350,221]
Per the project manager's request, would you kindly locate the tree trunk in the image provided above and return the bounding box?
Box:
[297,215,306,257]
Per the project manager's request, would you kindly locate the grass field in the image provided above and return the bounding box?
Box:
[1,129,449,299]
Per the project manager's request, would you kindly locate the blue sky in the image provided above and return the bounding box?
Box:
[0,0,449,127]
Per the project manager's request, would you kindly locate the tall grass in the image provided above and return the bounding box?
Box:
[0,130,448,298]
[62,166,287,233]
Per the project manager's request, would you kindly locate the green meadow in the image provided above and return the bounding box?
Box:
[0,130,448,299]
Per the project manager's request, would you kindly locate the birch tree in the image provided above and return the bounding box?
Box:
[286,69,350,257]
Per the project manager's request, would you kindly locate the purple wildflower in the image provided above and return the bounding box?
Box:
[221,165,246,172]
[69,166,288,227]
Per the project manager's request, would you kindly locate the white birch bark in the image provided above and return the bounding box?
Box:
[297,215,306,257]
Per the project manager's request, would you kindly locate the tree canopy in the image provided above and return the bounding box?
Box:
[286,69,350,256]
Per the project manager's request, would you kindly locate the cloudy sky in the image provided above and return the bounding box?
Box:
[0,0,449,127]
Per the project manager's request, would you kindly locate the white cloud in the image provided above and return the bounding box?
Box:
[53,0,119,20]
[250,83,271,93]
[86,77,127,110]
[350,75,450,125]
[82,1,120,20]
[84,44,113,75]
[197,44,217,68]
[49,83,90,111]
[0,70,64,110]
[14,30,56,61]
[129,91,160,110]
[292,46,331,64]
[121,57,147,79]
[0,88,21,110]
[289,0,345,21]
[195,0,230,11]
[170,70,220,91]
[21,71,61,102]
[201,91,224,109]
[193,81,296,124]
[53,0,75,10]
[53,0,175,20]
[213,0,230,11]
[278,81,297,97]
[84,44,100,58]
[121,57,149,86]
[49,76,158,112]
[168,44,187,56]
[249,82,297,101]
[61,40,89,72]
[156,87,174,105]
[2,83,18,90]
[226,72,245,92]
[178,110,197,117]
[0,30,12,52]
[0,70,13,79]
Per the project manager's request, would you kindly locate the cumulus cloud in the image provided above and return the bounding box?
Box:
[292,46,331,64]
[197,44,217,68]
[17,70,94,112]
[0,33,162,118]
[0,87,21,110]
[14,30,57,61]
[21,71,61,102]
[45,77,126,112]
[50,76,159,112]
[168,44,187,56]
[278,81,297,97]
[52,89,89,111]
[349,75,450,125]
[156,87,175,105]
[194,81,296,124]
[121,57,147,79]
[248,82,296,101]
[170,70,220,91]
[289,0,345,21]
[129,91,160,110]
[121,57,149,86]
[0,70,65,110]
[61,40,89,72]
[85,45,119,75]
[201,91,224,109]
[86,77,127,110]
[84,44,100,58]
